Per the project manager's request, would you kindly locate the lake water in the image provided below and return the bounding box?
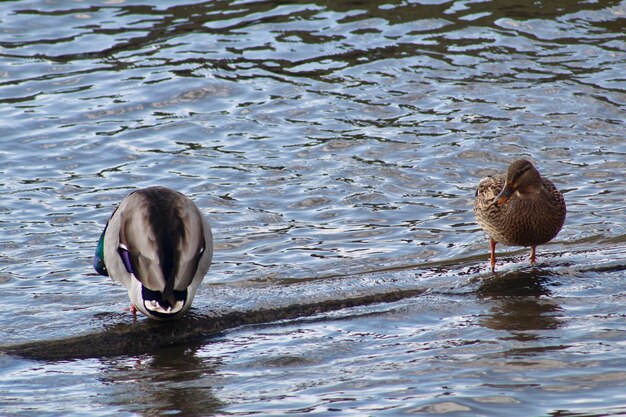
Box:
[1,0,625,415]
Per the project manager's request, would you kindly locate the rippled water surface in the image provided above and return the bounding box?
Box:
[1,0,625,415]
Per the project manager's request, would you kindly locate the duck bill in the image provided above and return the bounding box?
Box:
[495,187,514,206]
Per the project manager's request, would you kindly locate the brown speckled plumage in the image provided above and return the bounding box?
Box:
[474,159,566,271]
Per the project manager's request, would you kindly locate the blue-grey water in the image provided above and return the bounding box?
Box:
[1,0,625,415]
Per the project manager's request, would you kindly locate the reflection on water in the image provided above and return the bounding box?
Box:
[99,343,223,417]
[478,271,565,352]
[483,296,562,335]
[478,269,554,298]
[0,0,625,415]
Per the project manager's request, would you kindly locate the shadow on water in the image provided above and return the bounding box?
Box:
[99,342,223,417]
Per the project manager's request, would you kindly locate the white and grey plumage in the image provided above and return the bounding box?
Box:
[474,159,566,272]
[94,186,213,320]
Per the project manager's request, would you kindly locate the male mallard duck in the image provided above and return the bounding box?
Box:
[93,186,213,320]
[474,159,566,272]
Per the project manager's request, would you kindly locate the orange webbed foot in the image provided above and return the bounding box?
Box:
[490,238,497,272]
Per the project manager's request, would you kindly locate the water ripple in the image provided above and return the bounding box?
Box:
[0,0,625,415]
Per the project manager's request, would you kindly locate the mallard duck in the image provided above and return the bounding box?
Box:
[93,186,213,320]
[474,159,566,272]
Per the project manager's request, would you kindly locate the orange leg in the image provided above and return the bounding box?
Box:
[490,238,497,272]
[530,245,537,264]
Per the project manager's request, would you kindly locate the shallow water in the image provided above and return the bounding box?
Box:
[1,0,625,415]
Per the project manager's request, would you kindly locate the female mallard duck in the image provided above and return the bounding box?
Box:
[93,187,213,320]
[474,159,566,272]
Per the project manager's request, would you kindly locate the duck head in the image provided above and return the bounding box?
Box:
[495,159,543,206]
